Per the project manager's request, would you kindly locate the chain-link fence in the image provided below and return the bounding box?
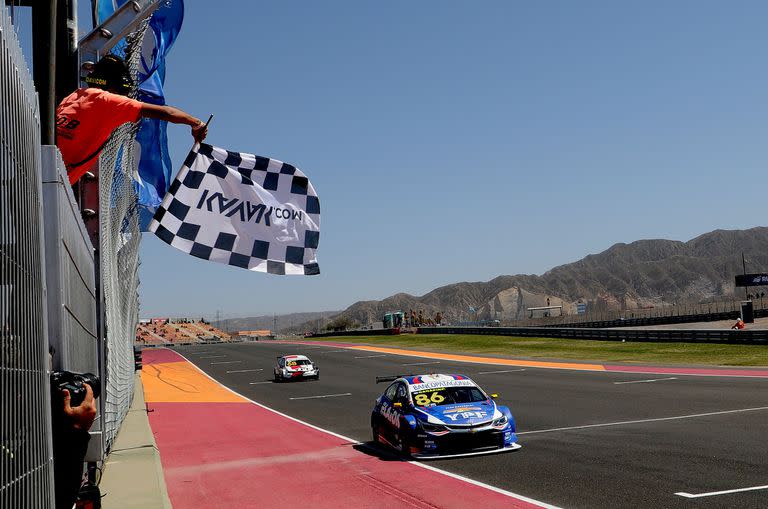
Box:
[97,22,149,452]
[0,5,55,508]
[507,298,764,328]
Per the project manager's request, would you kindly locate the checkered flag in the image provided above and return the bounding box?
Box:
[149,143,320,275]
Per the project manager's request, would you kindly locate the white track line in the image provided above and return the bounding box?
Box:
[172,349,561,509]
[289,393,352,401]
[614,377,677,385]
[477,369,527,375]
[249,381,273,385]
[675,484,768,498]
[517,406,768,436]
[402,361,441,366]
[211,360,242,365]
[199,355,227,359]
[226,368,263,373]
[319,349,349,353]
[354,354,387,359]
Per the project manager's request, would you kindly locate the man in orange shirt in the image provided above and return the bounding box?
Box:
[56,54,207,184]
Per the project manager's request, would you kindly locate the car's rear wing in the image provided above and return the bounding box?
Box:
[375,374,414,384]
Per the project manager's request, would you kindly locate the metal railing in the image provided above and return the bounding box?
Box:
[416,326,768,344]
[1,4,148,504]
[505,298,765,328]
[0,4,55,507]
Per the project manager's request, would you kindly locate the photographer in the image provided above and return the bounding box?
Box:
[52,377,98,509]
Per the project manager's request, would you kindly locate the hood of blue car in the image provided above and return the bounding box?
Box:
[415,401,497,426]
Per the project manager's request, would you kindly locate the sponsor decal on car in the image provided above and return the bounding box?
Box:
[380,403,400,428]
[444,406,483,413]
[409,380,475,392]
[443,411,488,421]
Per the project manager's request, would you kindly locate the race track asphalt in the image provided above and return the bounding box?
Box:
[170,341,768,509]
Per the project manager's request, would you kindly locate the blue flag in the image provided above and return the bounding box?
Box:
[95,0,184,230]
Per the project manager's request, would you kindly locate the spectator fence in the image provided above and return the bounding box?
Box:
[1,5,150,505]
[0,5,55,507]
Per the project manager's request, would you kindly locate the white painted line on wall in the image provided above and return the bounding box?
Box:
[289,393,352,401]
[614,377,678,385]
[477,369,527,375]
[518,406,768,435]
[226,368,263,373]
[675,484,768,498]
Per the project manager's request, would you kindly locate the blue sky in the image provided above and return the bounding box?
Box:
[13,1,768,319]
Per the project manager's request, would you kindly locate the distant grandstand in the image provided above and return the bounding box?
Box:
[136,318,233,345]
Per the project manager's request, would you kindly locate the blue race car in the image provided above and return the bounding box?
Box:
[371,373,521,459]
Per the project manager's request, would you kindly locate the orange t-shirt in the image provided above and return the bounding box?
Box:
[56,88,143,184]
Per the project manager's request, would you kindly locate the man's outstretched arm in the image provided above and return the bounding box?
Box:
[139,103,208,143]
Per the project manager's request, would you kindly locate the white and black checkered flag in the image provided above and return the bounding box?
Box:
[149,143,320,275]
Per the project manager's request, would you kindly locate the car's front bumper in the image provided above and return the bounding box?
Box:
[411,441,521,459]
[412,426,520,459]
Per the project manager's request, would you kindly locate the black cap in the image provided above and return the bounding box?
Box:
[85,54,134,94]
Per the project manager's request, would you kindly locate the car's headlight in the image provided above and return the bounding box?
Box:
[420,422,447,433]
[492,415,508,427]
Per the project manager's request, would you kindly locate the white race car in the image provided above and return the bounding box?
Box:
[274,354,319,382]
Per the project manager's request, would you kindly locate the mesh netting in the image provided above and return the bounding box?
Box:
[97,21,149,451]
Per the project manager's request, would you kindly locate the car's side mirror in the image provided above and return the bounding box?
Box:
[490,394,498,399]
[393,402,403,409]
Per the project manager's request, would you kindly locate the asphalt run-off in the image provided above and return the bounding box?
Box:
[143,342,768,508]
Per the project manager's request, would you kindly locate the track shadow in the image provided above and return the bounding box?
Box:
[352,441,409,462]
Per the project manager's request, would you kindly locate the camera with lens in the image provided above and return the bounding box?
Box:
[51,371,101,407]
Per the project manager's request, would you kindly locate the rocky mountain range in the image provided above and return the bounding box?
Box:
[320,227,768,328]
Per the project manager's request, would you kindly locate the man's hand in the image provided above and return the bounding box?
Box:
[192,121,208,143]
[139,104,208,143]
[62,384,97,431]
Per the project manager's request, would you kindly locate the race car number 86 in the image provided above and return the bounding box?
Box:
[414,392,445,406]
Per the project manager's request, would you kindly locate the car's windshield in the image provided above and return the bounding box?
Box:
[286,359,311,366]
[411,386,486,407]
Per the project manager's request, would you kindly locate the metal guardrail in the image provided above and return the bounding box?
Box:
[417,326,768,344]
[309,328,400,338]
[509,299,767,329]
[539,309,768,329]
